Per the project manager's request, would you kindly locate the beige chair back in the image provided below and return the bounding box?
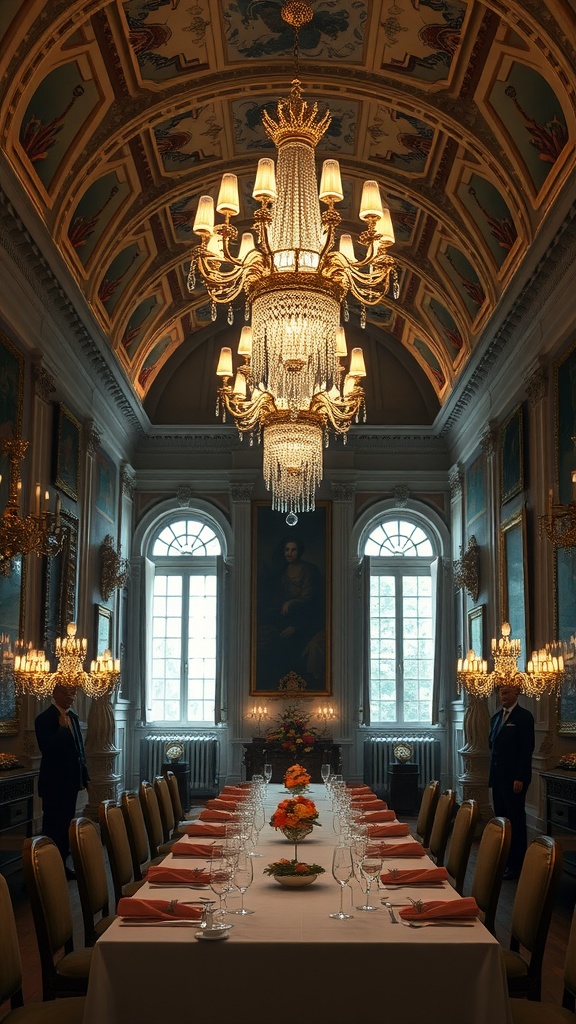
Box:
[154,775,176,841]
[507,835,563,1000]
[471,816,511,935]
[121,790,153,880]
[428,789,455,866]
[416,780,440,848]
[99,800,143,906]
[23,835,92,1000]
[445,799,478,894]
[0,871,24,1008]
[69,816,114,946]
[165,769,185,822]
[139,780,171,859]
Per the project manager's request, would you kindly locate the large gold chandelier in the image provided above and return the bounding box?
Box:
[0,437,66,575]
[457,622,565,700]
[188,3,398,517]
[14,622,120,700]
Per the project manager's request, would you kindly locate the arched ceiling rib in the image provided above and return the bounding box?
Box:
[0,0,574,422]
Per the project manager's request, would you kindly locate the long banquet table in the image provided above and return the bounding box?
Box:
[83,785,511,1024]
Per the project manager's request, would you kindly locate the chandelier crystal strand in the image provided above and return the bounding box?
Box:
[263,417,323,513]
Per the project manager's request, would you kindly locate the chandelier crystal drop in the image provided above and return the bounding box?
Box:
[13,622,121,700]
[189,15,399,515]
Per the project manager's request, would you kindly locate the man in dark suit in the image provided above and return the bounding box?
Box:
[489,683,535,880]
[35,682,90,879]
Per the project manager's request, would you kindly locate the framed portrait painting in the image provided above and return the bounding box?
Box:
[95,605,112,658]
[251,502,331,696]
[500,404,524,504]
[95,448,116,523]
[55,403,81,501]
[468,606,484,659]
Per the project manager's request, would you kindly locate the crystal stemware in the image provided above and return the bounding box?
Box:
[357,854,382,911]
[329,846,353,920]
[230,849,254,915]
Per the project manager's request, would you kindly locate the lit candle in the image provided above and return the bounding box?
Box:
[35,484,41,516]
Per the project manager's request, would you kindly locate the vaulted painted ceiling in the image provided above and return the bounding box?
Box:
[1,1,574,426]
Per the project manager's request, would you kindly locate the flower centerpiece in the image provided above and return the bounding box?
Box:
[284,763,311,794]
[264,858,325,888]
[270,795,321,860]
[265,703,320,755]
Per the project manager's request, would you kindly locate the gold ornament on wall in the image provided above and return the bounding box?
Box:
[453,535,480,603]
[100,534,130,602]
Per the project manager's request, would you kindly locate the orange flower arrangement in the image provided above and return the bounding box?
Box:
[269,795,321,830]
[284,764,311,792]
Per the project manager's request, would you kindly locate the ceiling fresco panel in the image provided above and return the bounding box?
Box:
[121,0,212,83]
[97,240,148,317]
[366,104,435,175]
[376,0,467,85]
[222,1,367,63]
[153,104,223,173]
[67,166,133,268]
[455,169,519,270]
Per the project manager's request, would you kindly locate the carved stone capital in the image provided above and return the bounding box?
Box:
[121,465,135,499]
[393,485,410,507]
[230,482,254,503]
[176,485,193,507]
[449,463,463,498]
[83,421,101,457]
[480,428,496,458]
[33,364,56,402]
[330,482,355,502]
[526,366,548,408]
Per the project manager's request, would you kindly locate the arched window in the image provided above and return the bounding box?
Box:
[148,517,222,725]
[363,516,437,725]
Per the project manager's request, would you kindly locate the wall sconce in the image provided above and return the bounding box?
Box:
[100,534,130,601]
[317,703,336,732]
[453,535,480,602]
[247,703,269,735]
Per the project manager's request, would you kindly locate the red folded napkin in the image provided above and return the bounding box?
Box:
[361,809,397,823]
[146,865,210,885]
[367,822,409,837]
[347,786,374,794]
[206,798,238,809]
[399,898,480,921]
[181,823,227,838]
[352,799,388,810]
[118,897,204,921]
[222,786,249,797]
[199,808,236,822]
[380,867,449,885]
[370,842,426,858]
[170,839,223,857]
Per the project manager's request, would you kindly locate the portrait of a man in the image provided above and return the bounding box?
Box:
[251,503,331,695]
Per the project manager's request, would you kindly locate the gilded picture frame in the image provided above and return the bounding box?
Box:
[0,556,25,735]
[553,339,576,734]
[251,501,332,697]
[55,403,81,501]
[468,606,484,659]
[499,508,529,668]
[95,604,112,659]
[500,404,524,504]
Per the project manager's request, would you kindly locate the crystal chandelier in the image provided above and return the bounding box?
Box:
[188,3,398,517]
[539,444,576,548]
[456,622,565,699]
[0,436,66,576]
[13,622,120,700]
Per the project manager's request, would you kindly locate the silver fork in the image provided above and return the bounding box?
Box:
[383,901,399,923]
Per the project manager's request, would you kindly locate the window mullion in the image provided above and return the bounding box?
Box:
[396,572,404,725]
[181,572,190,723]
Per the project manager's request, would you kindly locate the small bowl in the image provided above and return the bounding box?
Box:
[273,873,317,887]
[195,928,230,941]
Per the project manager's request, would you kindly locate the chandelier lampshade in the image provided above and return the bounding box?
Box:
[188,2,399,518]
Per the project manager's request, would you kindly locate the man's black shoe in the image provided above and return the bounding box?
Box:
[65,867,77,880]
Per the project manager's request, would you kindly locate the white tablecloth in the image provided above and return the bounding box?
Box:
[83,785,511,1024]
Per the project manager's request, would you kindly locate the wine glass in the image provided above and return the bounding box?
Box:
[208,858,234,928]
[357,854,382,911]
[329,846,353,919]
[230,849,254,915]
[321,762,331,784]
[263,763,273,786]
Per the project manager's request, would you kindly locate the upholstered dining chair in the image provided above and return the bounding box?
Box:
[503,834,563,1002]
[164,769,197,825]
[154,775,188,842]
[139,780,179,859]
[427,788,456,867]
[0,871,86,1023]
[415,780,440,848]
[69,816,116,946]
[445,798,478,894]
[22,835,93,1001]
[510,898,576,1022]
[470,816,511,935]
[121,790,165,881]
[99,800,145,907]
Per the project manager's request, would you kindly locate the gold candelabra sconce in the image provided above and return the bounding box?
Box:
[247,703,269,734]
[456,622,565,700]
[100,534,130,601]
[13,622,121,700]
[540,443,576,549]
[0,436,66,576]
[317,703,336,733]
[453,535,480,603]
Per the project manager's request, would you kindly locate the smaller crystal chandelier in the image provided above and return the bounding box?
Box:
[539,438,576,549]
[0,436,66,576]
[100,534,130,601]
[14,622,120,700]
[456,622,565,699]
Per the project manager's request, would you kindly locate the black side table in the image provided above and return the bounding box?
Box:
[388,763,419,814]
